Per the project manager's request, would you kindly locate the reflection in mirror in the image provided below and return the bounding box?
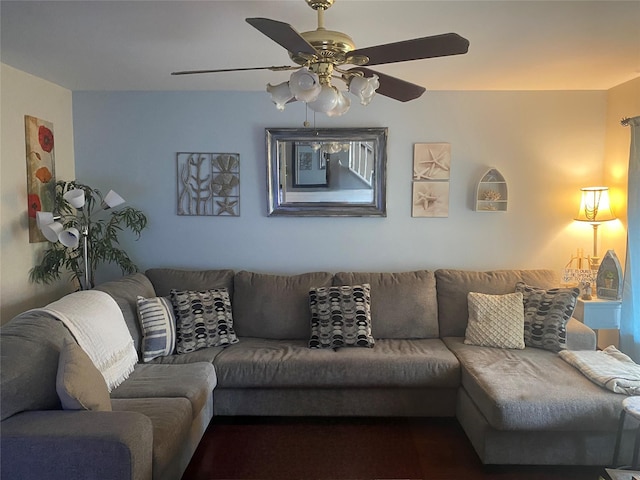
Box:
[267,128,387,216]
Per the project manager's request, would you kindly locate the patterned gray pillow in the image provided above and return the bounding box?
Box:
[170,288,239,354]
[515,282,580,352]
[308,284,375,349]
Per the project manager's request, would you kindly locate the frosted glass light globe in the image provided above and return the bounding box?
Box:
[308,85,339,113]
[289,68,321,102]
[349,74,379,106]
[326,90,351,117]
[266,81,293,111]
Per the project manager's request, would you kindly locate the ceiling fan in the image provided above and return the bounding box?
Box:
[172,0,469,116]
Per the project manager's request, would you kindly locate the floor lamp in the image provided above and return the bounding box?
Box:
[37,188,125,289]
[574,186,616,270]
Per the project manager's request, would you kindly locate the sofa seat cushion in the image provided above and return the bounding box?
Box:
[111,397,192,476]
[443,337,624,431]
[149,345,225,364]
[333,270,438,339]
[110,363,216,419]
[213,337,460,388]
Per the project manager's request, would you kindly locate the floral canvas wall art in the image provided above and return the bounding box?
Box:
[25,116,56,242]
[177,153,240,216]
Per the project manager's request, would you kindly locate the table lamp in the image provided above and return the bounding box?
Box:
[574,186,616,270]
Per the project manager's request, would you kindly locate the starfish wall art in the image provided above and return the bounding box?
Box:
[412,143,450,218]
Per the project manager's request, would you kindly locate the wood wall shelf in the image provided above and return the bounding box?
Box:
[476,168,508,212]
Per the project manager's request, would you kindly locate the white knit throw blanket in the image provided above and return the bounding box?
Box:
[559,345,640,395]
[31,290,137,391]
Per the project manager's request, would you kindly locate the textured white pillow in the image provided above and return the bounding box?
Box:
[464,292,525,349]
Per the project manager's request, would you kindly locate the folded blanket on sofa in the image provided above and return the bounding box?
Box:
[559,345,640,395]
[26,290,137,391]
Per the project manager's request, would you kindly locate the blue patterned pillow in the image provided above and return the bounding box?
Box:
[309,284,375,349]
[136,296,176,362]
[170,288,239,354]
[515,282,580,352]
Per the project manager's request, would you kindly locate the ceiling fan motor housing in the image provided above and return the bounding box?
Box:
[305,0,334,10]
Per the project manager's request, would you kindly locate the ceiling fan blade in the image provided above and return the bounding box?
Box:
[352,33,469,66]
[172,65,296,75]
[246,17,317,57]
[349,67,426,102]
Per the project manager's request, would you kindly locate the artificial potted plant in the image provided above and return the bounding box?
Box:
[30,180,147,290]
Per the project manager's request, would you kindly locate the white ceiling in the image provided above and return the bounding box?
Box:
[1,0,639,92]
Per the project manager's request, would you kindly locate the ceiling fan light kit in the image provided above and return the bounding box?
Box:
[172,0,469,117]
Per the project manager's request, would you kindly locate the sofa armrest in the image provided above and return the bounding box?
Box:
[566,317,597,351]
[0,410,153,480]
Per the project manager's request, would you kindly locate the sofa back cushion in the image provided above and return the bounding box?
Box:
[145,268,235,297]
[333,271,439,339]
[435,269,558,337]
[233,271,333,339]
[95,272,156,353]
[1,313,74,420]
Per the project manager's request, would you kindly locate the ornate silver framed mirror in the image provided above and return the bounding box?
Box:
[266,128,387,216]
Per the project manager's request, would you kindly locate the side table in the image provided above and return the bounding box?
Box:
[576,298,622,330]
[575,298,622,347]
[612,396,640,470]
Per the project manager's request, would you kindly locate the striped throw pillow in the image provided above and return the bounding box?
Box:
[136,296,176,362]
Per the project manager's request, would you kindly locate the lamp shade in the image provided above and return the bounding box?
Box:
[36,211,55,229]
[63,189,86,208]
[575,186,616,223]
[41,221,64,243]
[59,227,80,248]
[101,190,125,210]
[266,81,294,111]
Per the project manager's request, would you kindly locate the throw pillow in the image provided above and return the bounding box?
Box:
[464,292,525,349]
[515,282,580,352]
[308,284,375,349]
[136,295,177,362]
[56,339,112,411]
[171,288,239,354]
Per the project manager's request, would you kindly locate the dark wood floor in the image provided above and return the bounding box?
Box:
[182,417,606,480]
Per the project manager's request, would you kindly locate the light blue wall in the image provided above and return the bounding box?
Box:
[73,89,607,280]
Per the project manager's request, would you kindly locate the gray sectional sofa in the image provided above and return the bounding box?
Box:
[0,267,635,479]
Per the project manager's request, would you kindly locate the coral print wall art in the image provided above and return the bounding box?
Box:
[177,153,240,216]
[25,115,56,242]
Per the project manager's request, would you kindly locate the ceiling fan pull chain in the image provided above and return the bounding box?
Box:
[304,103,310,127]
[303,103,317,128]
